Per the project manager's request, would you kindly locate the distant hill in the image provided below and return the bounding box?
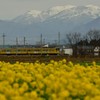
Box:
[74,17,100,33]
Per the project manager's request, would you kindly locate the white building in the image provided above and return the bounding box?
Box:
[63,48,73,55]
[94,46,100,56]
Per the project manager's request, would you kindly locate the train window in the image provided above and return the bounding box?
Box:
[6,49,11,54]
[2,50,6,52]
[18,50,20,52]
[28,49,32,51]
[6,50,10,52]
[56,48,59,50]
[22,49,26,51]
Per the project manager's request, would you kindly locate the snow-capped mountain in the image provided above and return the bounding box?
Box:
[13,5,75,24]
[13,5,100,25]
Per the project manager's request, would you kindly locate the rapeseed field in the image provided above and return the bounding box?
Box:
[0,60,100,100]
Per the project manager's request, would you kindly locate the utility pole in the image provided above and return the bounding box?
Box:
[40,34,43,47]
[54,40,57,45]
[40,34,43,55]
[24,37,26,47]
[43,38,45,45]
[58,32,60,47]
[16,37,18,55]
[16,37,18,47]
[2,33,5,48]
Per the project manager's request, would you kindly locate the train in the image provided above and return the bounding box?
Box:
[0,46,99,56]
[0,47,60,55]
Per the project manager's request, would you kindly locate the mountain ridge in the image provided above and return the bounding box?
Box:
[0,5,100,44]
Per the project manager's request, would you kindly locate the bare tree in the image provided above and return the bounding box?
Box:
[86,30,100,42]
[86,30,100,56]
[65,30,100,57]
[66,32,82,56]
[66,32,81,46]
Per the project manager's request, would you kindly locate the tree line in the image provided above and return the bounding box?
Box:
[66,30,100,57]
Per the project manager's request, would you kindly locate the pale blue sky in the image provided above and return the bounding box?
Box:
[0,0,100,20]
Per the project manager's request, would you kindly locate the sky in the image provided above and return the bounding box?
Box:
[0,0,100,20]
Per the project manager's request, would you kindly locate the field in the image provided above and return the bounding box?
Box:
[0,56,100,100]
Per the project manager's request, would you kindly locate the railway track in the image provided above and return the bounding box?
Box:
[0,55,100,63]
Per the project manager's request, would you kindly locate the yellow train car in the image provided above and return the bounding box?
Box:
[32,48,60,55]
[0,47,60,55]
